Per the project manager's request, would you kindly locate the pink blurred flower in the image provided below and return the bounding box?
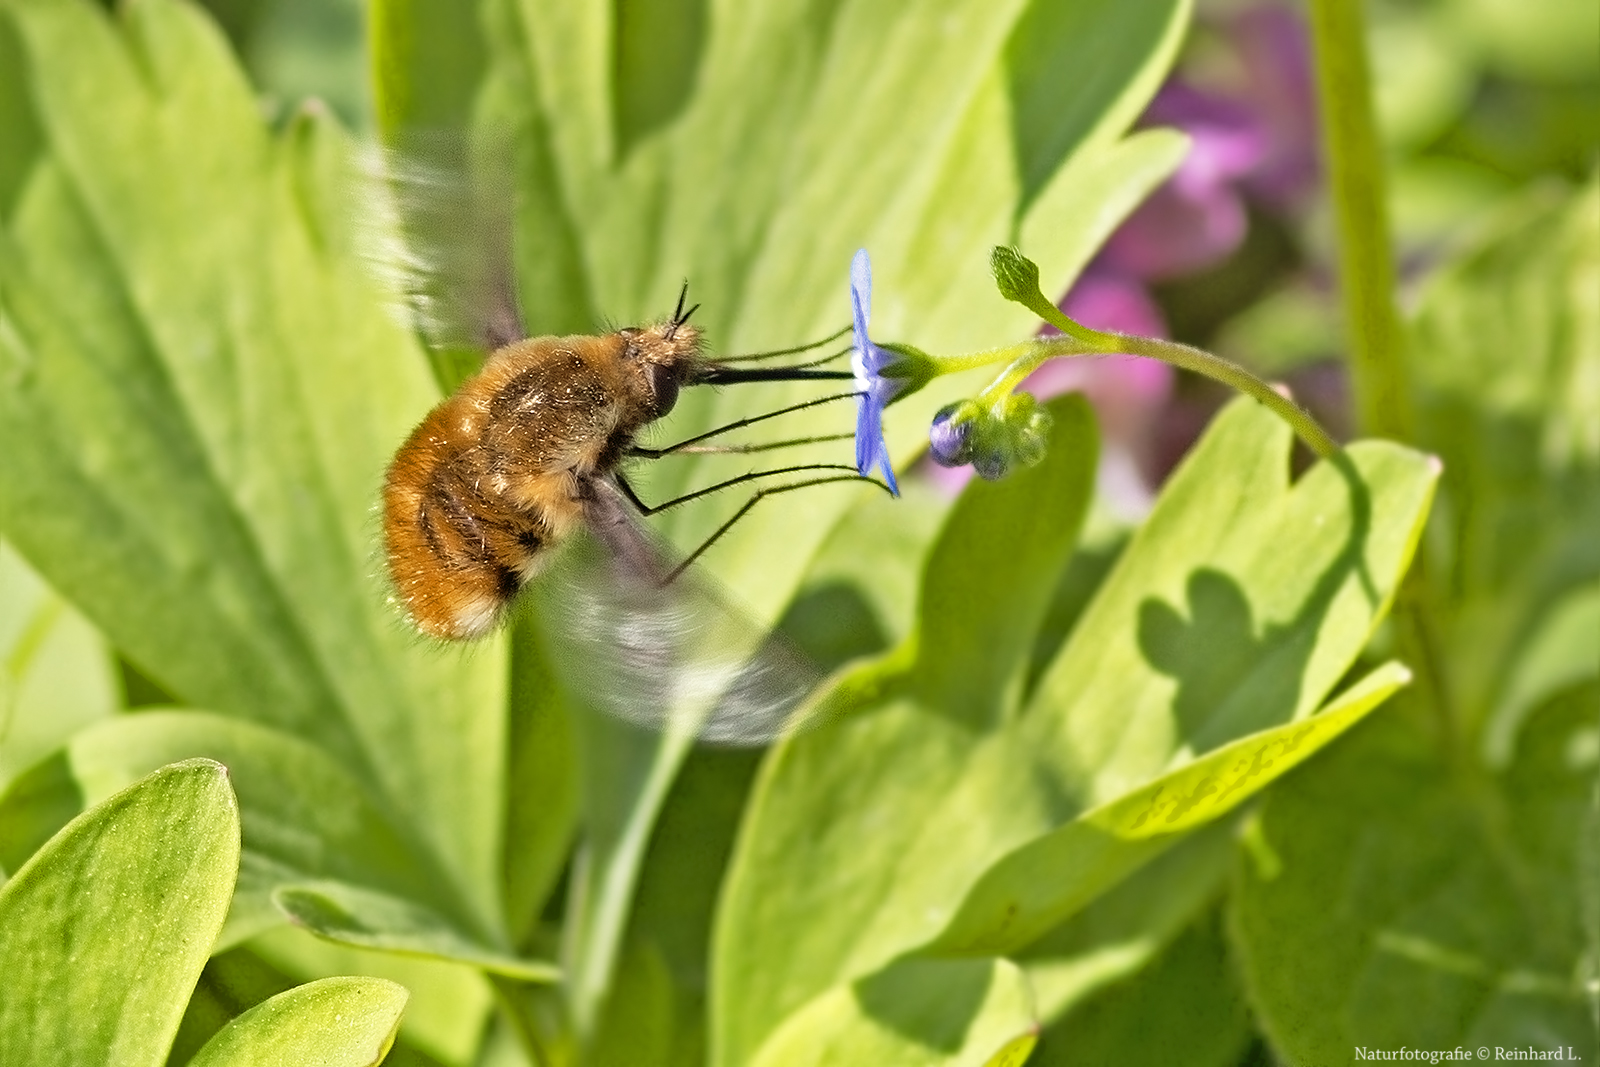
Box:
[1103,83,1270,281]
[1231,5,1320,211]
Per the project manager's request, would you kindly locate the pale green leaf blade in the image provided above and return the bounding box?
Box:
[0,711,481,950]
[748,958,1038,1067]
[0,758,240,1066]
[502,612,581,946]
[714,401,1438,1066]
[1410,177,1600,739]
[274,882,561,983]
[0,0,507,929]
[0,540,116,793]
[1025,401,1439,798]
[247,926,495,1067]
[1028,912,1250,1067]
[187,975,408,1067]
[1231,684,1599,1057]
[1017,817,1237,1026]
[926,662,1410,957]
[1481,579,1600,767]
[713,397,1098,1067]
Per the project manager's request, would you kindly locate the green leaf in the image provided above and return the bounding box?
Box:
[560,702,697,1036]
[925,661,1411,957]
[747,957,1038,1067]
[1231,684,1599,1057]
[1410,177,1600,741]
[0,710,505,956]
[186,975,408,1067]
[0,539,117,794]
[713,395,1098,1066]
[1016,816,1237,1026]
[0,758,239,1066]
[248,926,495,1067]
[0,8,43,224]
[502,608,580,947]
[0,0,506,935]
[714,399,1439,1066]
[1481,579,1600,767]
[1028,910,1250,1067]
[273,882,559,983]
[1232,169,1600,1067]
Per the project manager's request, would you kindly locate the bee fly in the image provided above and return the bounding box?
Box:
[382,287,870,642]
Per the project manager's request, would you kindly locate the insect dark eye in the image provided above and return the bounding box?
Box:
[647,362,680,418]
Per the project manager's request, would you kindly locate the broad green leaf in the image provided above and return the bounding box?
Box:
[1022,409,1438,797]
[249,925,494,1067]
[585,936,678,1067]
[1017,816,1237,1026]
[925,661,1411,957]
[0,758,239,1066]
[1231,684,1599,1057]
[0,0,506,935]
[1410,177,1600,742]
[274,882,559,982]
[778,481,952,673]
[713,395,1098,1066]
[1029,910,1250,1067]
[748,958,1038,1067]
[714,400,1439,1066]
[0,710,504,956]
[0,9,42,224]
[186,975,408,1067]
[502,608,580,947]
[1482,579,1600,767]
[560,702,697,1036]
[621,744,766,1066]
[1233,169,1600,1067]
[0,539,117,793]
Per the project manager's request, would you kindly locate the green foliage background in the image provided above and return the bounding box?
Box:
[0,0,1594,1064]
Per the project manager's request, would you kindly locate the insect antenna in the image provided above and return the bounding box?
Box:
[664,281,701,341]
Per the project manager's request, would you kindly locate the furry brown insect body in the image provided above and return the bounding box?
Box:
[383,320,702,639]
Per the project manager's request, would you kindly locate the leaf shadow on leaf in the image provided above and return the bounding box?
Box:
[776,579,894,674]
[612,0,710,161]
[1134,454,1379,752]
[850,957,996,1055]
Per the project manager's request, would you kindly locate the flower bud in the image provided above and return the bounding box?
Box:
[929,401,979,467]
[990,246,1043,306]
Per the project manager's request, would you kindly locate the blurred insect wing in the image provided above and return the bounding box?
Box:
[540,479,825,746]
[361,129,526,357]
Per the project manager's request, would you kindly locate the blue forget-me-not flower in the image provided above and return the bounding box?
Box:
[850,248,901,496]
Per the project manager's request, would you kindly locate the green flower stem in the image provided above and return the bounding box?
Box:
[1309,0,1454,750]
[1308,0,1412,442]
[919,337,1094,404]
[1089,332,1339,458]
[976,253,1342,458]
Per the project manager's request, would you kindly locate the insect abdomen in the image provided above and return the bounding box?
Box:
[383,343,625,639]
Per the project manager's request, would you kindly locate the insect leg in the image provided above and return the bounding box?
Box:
[632,391,859,458]
[620,464,866,516]
[713,324,852,364]
[648,432,854,457]
[662,475,894,584]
